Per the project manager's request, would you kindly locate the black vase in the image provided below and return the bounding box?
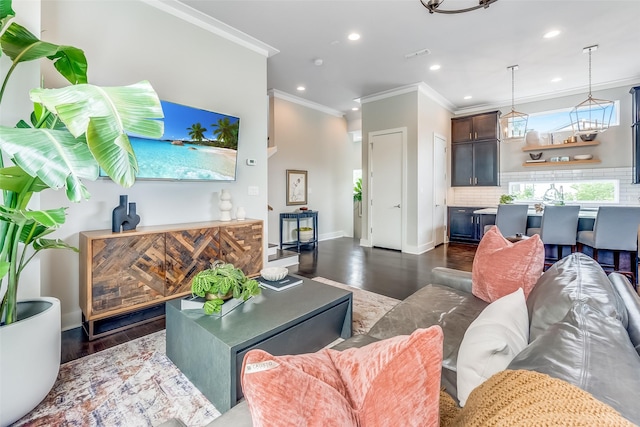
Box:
[112,195,128,232]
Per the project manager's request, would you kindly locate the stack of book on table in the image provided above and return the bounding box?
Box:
[258,275,303,291]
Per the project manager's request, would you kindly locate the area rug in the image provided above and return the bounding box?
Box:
[14,278,399,427]
[313,277,401,335]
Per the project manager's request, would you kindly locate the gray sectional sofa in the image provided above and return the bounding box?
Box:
[176,253,640,426]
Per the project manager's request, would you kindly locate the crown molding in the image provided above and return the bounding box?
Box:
[268,89,344,118]
[453,77,640,116]
[360,82,456,112]
[140,0,279,58]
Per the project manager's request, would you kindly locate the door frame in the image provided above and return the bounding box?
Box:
[433,132,448,247]
[367,127,408,252]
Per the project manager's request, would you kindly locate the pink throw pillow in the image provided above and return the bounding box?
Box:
[472,226,544,303]
[241,326,444,427]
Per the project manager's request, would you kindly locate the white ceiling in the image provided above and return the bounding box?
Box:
[177,0,640,120]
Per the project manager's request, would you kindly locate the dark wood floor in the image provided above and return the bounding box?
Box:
[61,238,476,364]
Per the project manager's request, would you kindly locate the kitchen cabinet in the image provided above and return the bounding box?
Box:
[451,111,500,143]
[451,140,499,186]
[448,207,487,243]
[451,111,500,187]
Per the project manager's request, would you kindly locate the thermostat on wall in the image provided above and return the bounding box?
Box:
[246,159,256,166]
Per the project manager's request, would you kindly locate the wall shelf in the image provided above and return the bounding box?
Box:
[522,159,601,167]
[521,141,600,152]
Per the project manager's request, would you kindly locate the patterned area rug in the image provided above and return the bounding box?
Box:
[14,279,400,427]
[312,277,401,335]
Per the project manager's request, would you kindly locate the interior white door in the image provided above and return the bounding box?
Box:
[433,134,447,246]
[371,131,402,250]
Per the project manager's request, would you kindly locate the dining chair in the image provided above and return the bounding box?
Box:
[483,204,529,239]
[577,206,640,286]
[526,205,581,267]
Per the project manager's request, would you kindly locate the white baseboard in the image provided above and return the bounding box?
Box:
[62,309,82,331]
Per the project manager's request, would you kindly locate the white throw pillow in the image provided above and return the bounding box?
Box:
[456,287,529,406]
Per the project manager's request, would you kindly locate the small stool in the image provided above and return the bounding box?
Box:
[484,204,529,240]
[527,205,580,269]
[577,206,640,287]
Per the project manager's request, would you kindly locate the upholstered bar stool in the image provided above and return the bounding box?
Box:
[576,206,640,286]
[526,205,580,268]
[483,204,529,239]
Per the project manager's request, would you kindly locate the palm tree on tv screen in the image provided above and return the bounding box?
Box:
[187,122,208,142]
[212,117,239,149]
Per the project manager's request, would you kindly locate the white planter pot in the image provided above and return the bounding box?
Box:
[0,297,61,426]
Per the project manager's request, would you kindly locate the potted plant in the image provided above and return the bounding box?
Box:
[293,226,314,242]
[499,194,515,204]
[0,1,163,424]
[190,260,261,315]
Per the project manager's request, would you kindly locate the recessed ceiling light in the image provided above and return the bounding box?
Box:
[543,30,561,39]
[551,77,562,83]
[297,86,305,91]
[429,64,441,71]
[348,33,360,41]
[464,95,472,100]
[352,107,359,111]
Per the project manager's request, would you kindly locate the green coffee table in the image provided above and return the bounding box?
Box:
[165,276,352,413]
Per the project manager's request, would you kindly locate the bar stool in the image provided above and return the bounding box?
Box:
[483,204,529,239]
[527,205,580,268]
[576,206,640,286]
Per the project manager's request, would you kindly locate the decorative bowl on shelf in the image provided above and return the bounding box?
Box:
[529,152,543,160]
[574,154,593,160]
[260,267,288,281]
[580,133,597,142]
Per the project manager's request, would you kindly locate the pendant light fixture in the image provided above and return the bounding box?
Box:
[500,65,528,140]
[570,45,614,138]
[420,0,497,14]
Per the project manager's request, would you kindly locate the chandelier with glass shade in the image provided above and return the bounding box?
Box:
[570,45,614,140]
[500,65,528,141]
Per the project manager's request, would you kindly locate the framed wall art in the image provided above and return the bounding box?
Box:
[286,169,307,205]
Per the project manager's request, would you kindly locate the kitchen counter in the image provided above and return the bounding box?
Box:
[473,207,598,219]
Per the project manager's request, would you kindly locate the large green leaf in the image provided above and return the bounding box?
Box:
[0,127,96,201]
[30,81,164,187]
[33,238,78,252]
[0,21,87,84]
[0,0,15,45]
[0,0,14,20]
[23,207,66,228]
[0,166,49,195]
[0,261,9,280]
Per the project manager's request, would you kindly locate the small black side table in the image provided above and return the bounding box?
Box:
[280,211,318,251]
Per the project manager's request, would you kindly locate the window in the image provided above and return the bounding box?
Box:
[508,180,619,204]
[525,101,620,134]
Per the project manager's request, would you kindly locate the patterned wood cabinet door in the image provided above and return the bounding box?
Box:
[165,227,221,296]
[220,222,263,276]
[91,233,165,314]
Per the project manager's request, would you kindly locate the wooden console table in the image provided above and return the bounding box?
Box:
[79,220,263,339]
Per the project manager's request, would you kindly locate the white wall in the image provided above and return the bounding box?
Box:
[37,0,268,329]
[417,90,452,252]
[361,87,452,254]
[500,85,635,172]
[451,84,640,207]
[267,95,350,244]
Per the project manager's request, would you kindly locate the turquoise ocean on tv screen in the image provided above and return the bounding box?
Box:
[131,137,237,181]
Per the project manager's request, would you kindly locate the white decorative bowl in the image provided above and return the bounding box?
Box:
[260,267,288,281]
[573,154,593,160]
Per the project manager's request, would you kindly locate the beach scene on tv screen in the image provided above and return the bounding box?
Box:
[127,100,239,181]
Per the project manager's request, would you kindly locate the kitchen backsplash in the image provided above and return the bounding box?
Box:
[450,166,640,207]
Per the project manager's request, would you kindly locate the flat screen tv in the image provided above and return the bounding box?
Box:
[103,100,240,181]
